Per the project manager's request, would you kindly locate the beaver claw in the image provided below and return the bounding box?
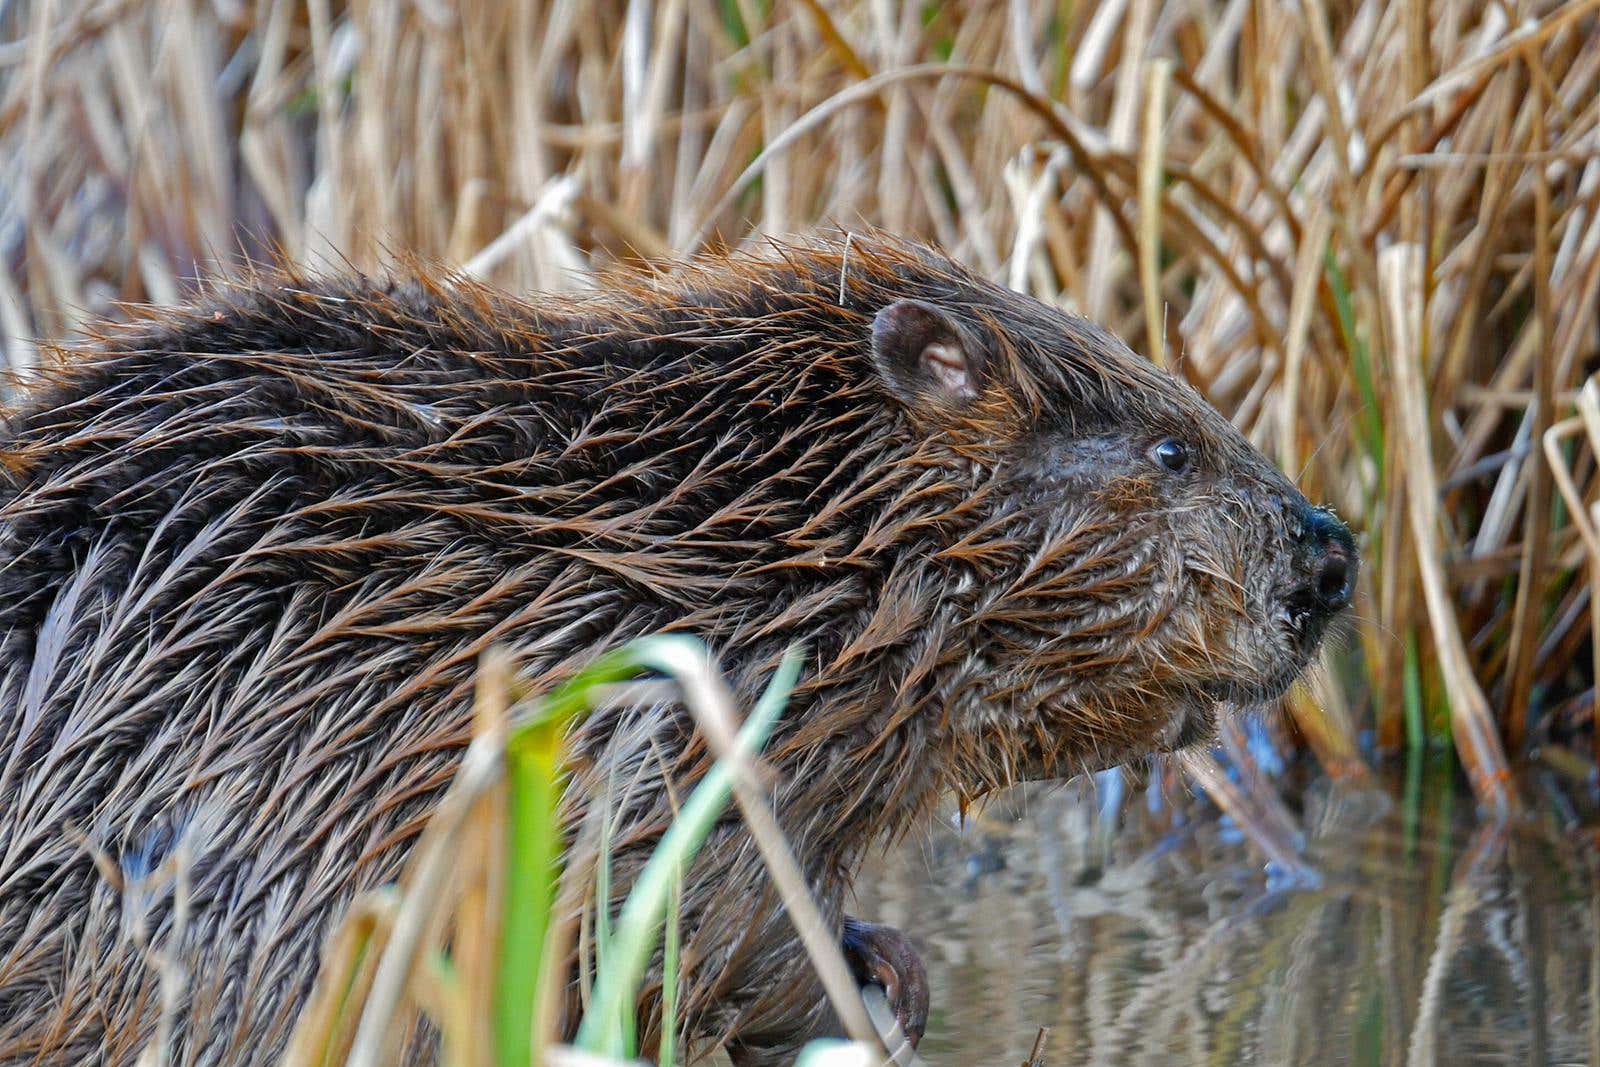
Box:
[841,916,929,1049]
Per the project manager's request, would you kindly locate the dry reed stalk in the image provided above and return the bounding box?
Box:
[452,650,514,1067]
[1382,244,1513,814]
[278,891,400,1067]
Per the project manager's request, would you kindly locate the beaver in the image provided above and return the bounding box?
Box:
[0,233,1355,1065]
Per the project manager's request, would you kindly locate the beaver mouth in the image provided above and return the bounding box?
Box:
[1199,648,1313,709]
[1277,598,1338,656]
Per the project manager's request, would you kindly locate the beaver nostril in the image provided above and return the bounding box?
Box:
[1315,553,1352,611]
[1293,506,1358,618]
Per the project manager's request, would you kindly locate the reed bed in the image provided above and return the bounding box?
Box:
[3,1,1599,803]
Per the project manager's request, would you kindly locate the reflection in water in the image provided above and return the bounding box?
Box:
[854,764,1600,1066]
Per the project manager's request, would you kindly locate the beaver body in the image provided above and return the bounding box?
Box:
[0,235,1353,1064]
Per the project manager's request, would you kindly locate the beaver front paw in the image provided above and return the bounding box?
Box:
[841,915,928,1050]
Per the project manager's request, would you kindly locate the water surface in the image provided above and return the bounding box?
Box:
[855,764,1599,1066]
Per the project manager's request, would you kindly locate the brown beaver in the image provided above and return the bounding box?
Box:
[0,233,1354,1065]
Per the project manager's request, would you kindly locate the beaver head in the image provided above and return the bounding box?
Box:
[810,242,1357,795]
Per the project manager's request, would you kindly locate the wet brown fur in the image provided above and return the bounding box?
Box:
[0,233,1335,1065]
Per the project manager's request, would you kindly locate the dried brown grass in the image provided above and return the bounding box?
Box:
[3,0,1600,799]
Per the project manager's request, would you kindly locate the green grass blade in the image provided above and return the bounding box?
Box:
[1324,248,1385,482]
[1403,629,1425,755]
[594,789,631,1054]
[497,708,567,1067]
[659,871,682,1067]
[495,643,686,1067]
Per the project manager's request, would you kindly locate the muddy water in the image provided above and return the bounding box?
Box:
[854,762,1600,1066]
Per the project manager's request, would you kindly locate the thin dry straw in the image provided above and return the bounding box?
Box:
[1137,59,1171,367]
[1381,243,1512,815]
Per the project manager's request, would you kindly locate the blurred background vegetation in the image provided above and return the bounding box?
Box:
[3,0,1600,812]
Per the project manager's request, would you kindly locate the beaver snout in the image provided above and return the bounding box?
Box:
[1285,506,1358,630]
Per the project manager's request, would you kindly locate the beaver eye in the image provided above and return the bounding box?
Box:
[1152,438,1192,475]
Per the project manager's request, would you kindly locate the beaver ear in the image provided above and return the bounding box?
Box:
[871,299,981,406]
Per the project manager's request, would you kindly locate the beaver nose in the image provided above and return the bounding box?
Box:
[1302,507,1357,613]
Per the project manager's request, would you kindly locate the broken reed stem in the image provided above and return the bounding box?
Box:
[279,892,401,1067]
[1022,1026,1049,1067]
[1178,751,1314,879]
[344,738,504,1067]
[454,649,513,1067]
